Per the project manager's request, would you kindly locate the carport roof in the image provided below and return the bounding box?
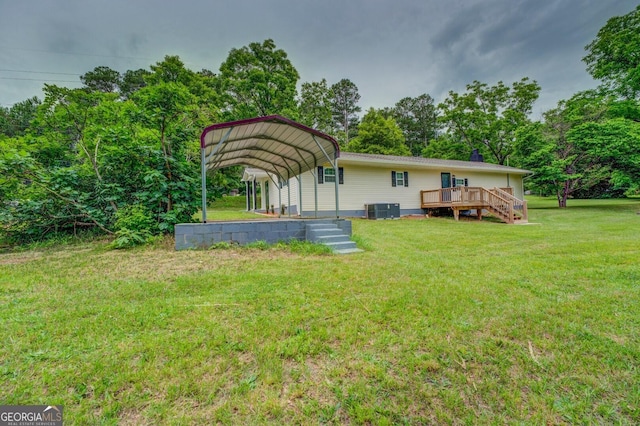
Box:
[200,115,340,181]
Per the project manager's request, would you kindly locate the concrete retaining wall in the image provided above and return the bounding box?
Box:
[175,218,352,250]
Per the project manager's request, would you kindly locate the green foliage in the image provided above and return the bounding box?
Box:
[207,167,243,199]
[330,78,361,145]
[245,240,270,250]
[439,78,541,164]
[298,79,334,135]
[80,66,121,93]
[111,204,158,249]
[0,55,211,247]
[209,241,234,250]
[515,92,640,205]
[0,97,40,138]
[421,133,469,160]
[347,108,410,156]
[218,39,300,118]
[584,5,640,99]
[392,94,440,156]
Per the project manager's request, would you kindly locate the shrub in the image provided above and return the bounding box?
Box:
[111,204,158,249]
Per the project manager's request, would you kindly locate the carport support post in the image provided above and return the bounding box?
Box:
[297,174,303,217]
[334,158,340,218]
[245,181,250,211]
[201,147,207,223]
[287,178,291,217]
[313,169,318,218]
[252,180,257,211]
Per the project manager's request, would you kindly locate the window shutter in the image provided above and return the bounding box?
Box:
[317,166,324,184]
[391,171,397,187]
[464,178,468,187]
[404,171,409,187]
[339,167,344,184]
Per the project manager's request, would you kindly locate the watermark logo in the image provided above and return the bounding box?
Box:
[0,405,63,426]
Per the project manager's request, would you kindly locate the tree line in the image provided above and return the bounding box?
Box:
[1,6,639,245]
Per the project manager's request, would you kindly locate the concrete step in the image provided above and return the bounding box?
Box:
[333,247,365,255]
[323,240,358,251]
[306,222,339,229]
[307,228,345,240]
[314,234,352,243]
[305,222,361,254]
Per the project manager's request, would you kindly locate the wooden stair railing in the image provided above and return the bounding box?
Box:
[490,187,528,222]
[481,188,514,224]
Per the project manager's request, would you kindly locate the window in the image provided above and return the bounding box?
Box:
[317,166,344,184]
[324,167,336,183]
[452,177,468,187]
[391,171,409,187]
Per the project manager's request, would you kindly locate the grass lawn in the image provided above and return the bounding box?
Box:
[1,197,639,424]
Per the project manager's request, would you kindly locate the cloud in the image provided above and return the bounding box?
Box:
[0,0,637,117]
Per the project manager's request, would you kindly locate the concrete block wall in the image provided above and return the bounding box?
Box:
[175,219,351,250]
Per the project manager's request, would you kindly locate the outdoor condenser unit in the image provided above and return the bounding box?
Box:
[366,203,400,220]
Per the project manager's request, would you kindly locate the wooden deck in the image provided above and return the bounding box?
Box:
[420,187,528,224]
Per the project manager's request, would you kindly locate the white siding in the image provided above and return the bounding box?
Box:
[260,162,524,216]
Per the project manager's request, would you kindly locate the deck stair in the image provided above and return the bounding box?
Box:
[306,222,362,254]
[420,187,528,224]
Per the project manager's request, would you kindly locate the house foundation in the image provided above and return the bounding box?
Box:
[175,218,352,250]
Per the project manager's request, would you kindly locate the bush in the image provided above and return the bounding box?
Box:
[111,204,158,249]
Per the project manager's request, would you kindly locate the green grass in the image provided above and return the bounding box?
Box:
[196,194,267,221]
[1,198,639,424]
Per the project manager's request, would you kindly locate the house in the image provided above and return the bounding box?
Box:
[243,151,531,223]
[178,116,531,251]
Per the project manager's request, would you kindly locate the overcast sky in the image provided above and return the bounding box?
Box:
[0,0,637,119]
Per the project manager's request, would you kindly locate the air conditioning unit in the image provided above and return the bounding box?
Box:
[366,203,400,219]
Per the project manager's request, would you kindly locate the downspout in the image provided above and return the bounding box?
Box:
[522,172,535,199]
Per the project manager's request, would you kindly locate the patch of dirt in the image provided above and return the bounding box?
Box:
[401,215,428,220]
[0,252,44,265]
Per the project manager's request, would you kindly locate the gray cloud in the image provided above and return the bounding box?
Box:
[0,0,637,117]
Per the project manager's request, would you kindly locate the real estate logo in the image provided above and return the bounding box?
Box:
[0,405,63,426]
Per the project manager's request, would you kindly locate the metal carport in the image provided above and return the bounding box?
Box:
[200,115,341,222]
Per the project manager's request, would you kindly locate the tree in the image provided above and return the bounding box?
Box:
[0,56,216,244]
[119,68,151,100]
[330,78,361,145]
[571,116,640,196]
[439,78,541,164]
[80,66,121,93]
[392,94,439,156]
[298,79,334,134]
[346,108,410,156]
[514,91,615,207]
[421,133,469,160]
[218,39,299,118]
[583,5,640,99]
[0,97,40,138]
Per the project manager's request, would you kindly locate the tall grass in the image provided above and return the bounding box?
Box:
[1,197,638,424]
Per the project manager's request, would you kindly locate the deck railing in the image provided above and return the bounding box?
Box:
[421,186,494,206]
[420,186,526,224]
